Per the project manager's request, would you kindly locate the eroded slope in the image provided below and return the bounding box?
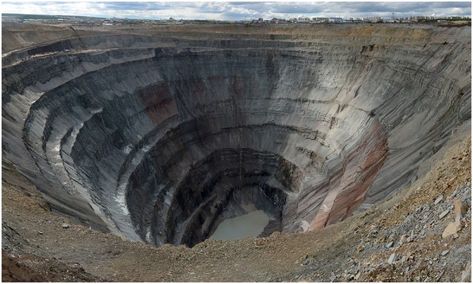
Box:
[2,134,470,281]
[2,23,471,246]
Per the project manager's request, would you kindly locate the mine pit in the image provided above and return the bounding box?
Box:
[2,23,470,250]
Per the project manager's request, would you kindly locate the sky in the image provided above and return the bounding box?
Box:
[2,1,471,21]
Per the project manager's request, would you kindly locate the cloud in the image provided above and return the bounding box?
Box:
[2,1,471,20]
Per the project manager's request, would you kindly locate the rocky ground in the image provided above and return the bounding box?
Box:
[2,134,471,281]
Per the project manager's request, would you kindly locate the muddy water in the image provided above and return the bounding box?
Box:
[209,210,270,240]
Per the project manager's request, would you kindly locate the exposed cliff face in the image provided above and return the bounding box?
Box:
[2,23,470,246]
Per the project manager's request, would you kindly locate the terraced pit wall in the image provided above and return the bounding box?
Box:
[2,23,470,246]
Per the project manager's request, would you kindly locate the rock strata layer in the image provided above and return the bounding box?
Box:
[2,24,470,246]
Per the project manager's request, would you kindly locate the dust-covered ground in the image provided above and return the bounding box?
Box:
[2,132,471,282]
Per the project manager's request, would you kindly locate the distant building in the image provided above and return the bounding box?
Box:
[364,16,382,23]
[297,17,311,23]
[328,17,343,23]
[312,17,329,23]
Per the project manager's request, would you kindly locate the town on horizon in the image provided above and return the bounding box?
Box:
[3,13,471,26]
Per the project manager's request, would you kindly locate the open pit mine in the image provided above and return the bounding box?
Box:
[2,20,471,281]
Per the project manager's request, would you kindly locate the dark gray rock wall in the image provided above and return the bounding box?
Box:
[2,24,470,246]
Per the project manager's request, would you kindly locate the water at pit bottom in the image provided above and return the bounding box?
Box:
[209,210,270,240]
